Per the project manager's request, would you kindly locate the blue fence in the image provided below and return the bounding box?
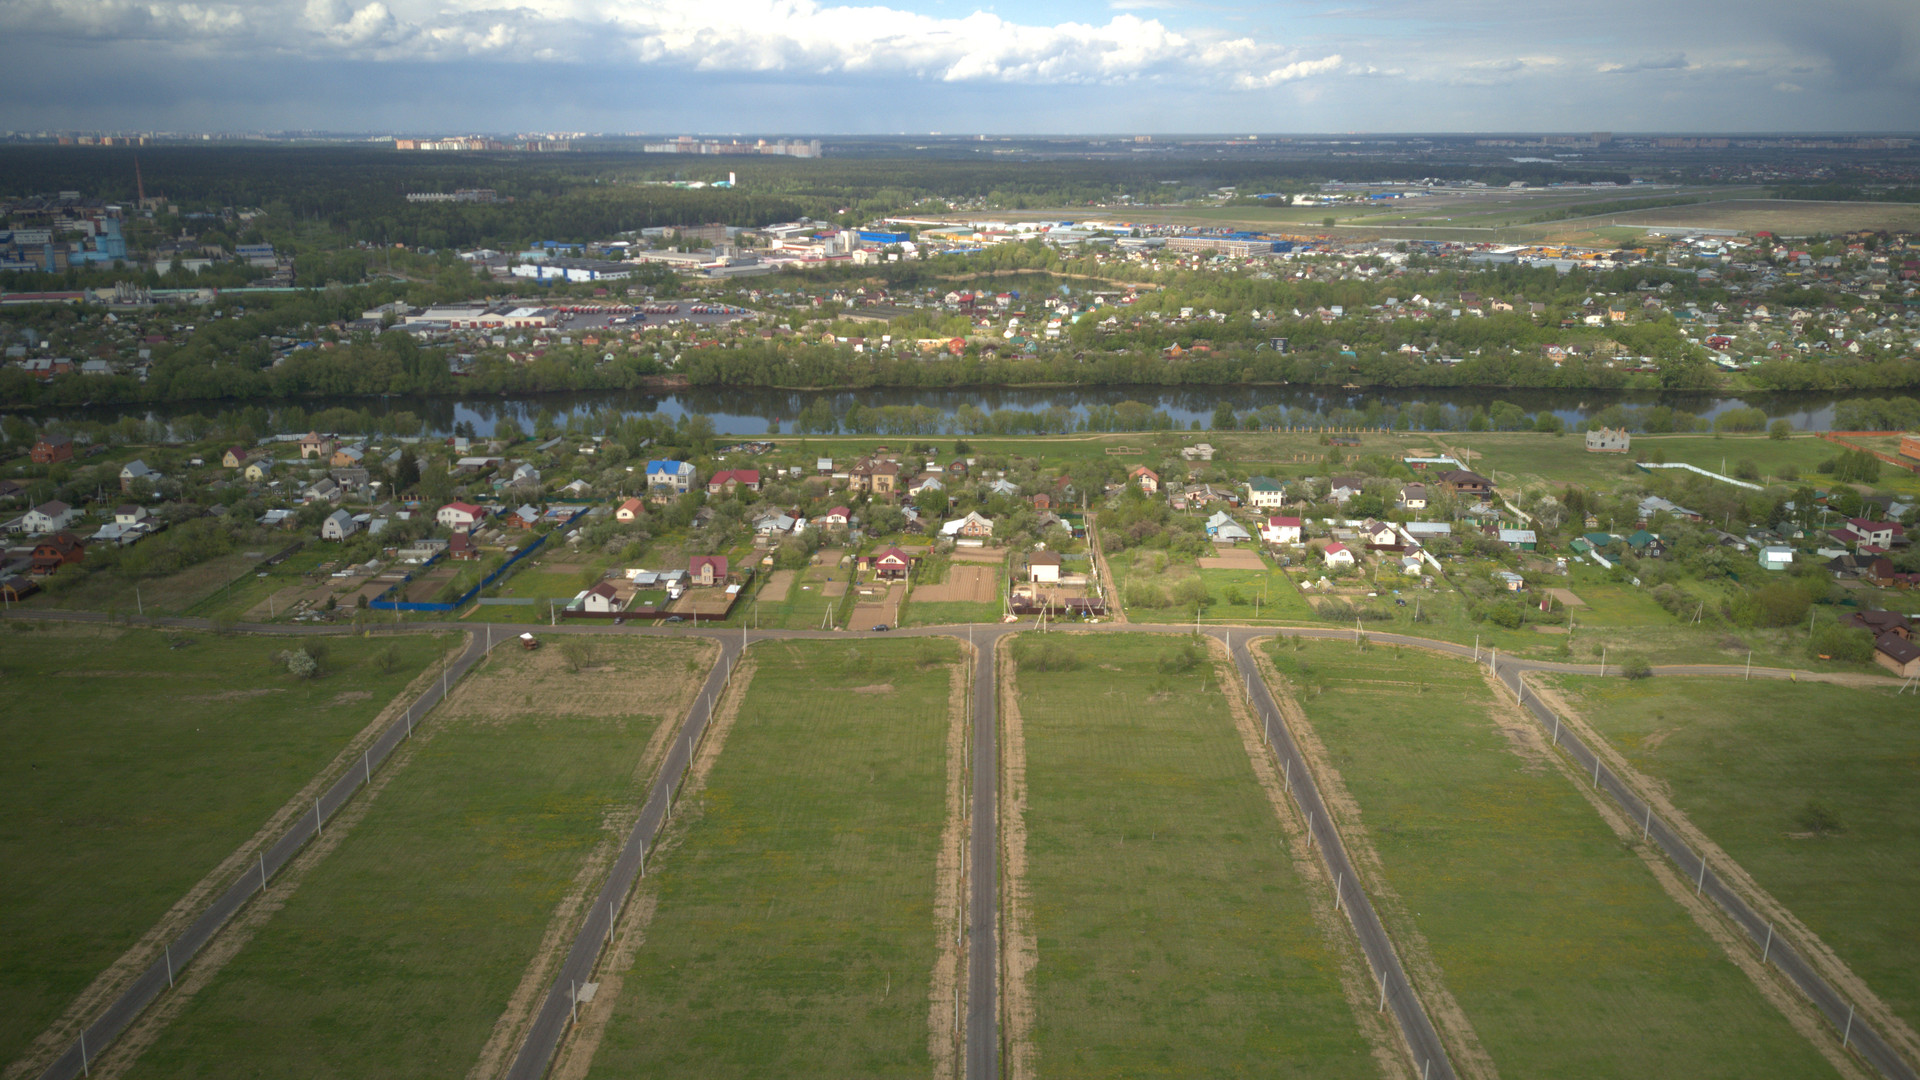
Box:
[369,507,590,613]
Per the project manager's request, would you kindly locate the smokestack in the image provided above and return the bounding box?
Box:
[728,171,736,187]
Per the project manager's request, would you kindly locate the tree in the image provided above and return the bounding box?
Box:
[1768,418,1793,440]
[494,416,525,443]
[1619,655,1653,680]
[1211,402,1238,431]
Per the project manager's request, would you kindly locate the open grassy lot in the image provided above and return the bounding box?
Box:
[586,638,958,1079]
[1264,641,1843,1079]
[0,626,452,1067]
[1015,633,1378,1078]
[124,636,712,1080]
[1547,674,1920,1034]
[748,553,856,630]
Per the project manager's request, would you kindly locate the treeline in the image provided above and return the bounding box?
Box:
[1772,183,1920,204]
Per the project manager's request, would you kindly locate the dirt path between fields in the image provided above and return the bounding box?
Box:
[467,647,713,1080]
[1521,673,1919,1068]
[545,651,758,1080]
[4,637,469,1080]
[1489,674,1872,1080]
[1212,641,1405,1079]
[1253,647,1500,1080]
[997,638,1038,1080]
[928,653,970,1080]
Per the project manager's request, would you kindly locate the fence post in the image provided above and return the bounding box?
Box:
[258,852,267,892]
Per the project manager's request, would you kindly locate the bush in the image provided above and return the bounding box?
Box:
[1809,624,1874,664]
[1769,419,1793,440]
[1730,581,1813,628]
[559,637,599,673]
[281,649,319,679]
[1619,655,1653,680]
[1795,800,1842,835]
[1157,639,1205,674]
[1123,580,1170,609]
[373,644,401,673]
[1019,640,1081,672]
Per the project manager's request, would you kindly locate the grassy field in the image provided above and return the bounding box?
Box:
[124,636,713,1080]
[1548,674,1920,1034]
[0,625,452,1067]
[899,598,1003,626]
[1264,641,1844,1079]
[748,554,857,630]
[1014,633,1379,1078]
[585,638,959,1079]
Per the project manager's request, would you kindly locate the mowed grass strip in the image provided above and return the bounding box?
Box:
[1267,642,1842,1080]
[1016,634,1377,1079]
[586,638,959,1079]
[1554,674,1920,1035]
[122,637,710,1080]
[0,627,449,1068]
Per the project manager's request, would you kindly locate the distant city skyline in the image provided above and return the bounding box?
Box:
[0,0,1914,134]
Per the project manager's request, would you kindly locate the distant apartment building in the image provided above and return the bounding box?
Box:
[1165,236,1279,257]
[642,137,821,158]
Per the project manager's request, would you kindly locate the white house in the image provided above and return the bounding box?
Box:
[1029,550,1062,583]
[579,581,623,613]
[1323,542,1356,568]
[119,459,156,491]
[24,500,77,534]
[941,510,996,538]
[1261,516,1304,545]
[321,509,359,541]
[1397,483,1428,511]
[438,501,483,530]
[1759,545,1794,571]
[1245,477,1286,509]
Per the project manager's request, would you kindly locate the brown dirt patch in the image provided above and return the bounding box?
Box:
[4,637,470,1080]
[454,637,717,723]
[851,683,895,694]
[760,569,797,603]
[951,547,1008,564]
[1543,588,1585,608]
[469,645,716,1080]
[915,564,1000,604]
[546,651,757,1080]
[928,652,971,1080]
[181,687,287,703]
[329,690,373,706]
[1479,671,1555,774]
[1215,641,1406,1078]
[997,637,1038,1080]
[1253,648,1500,1080]
[820,579,847,598]
[1199,547,1266,570]
[849,583,903,629]
[1525,675,1920,1066]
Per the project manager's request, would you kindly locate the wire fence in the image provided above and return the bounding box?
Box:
[1496,664,1917,1080]
[503,636,743,1080]
[1229,639,1458,1080]
[37,636,487,1080]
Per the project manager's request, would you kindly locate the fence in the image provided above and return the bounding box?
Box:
[1818,431,1918,475]
[369,508,590,614]
[1230,637,1458,1080]
[504,637,744,1080]
[1495,663,1915,1080]
[37,638,486,1080]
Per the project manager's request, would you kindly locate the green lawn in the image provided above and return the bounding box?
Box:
[1196,564,1315,621]
[0,626,452,1067]
[750,559,857,630]
[1264,641,1843,1079]
[899,598,1003,627]
[125,637,711,1080]
[1015,633,1379,1078]
[1550,674,1920,1034]
[587,638,959,1079]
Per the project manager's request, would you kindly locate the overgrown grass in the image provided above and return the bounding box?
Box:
[0,627,451,1066]
[1265,641,1843,1079]
[1014,633,1378,1078]
[126,637,707,1080]
[586,638,959,1079]
[1551,674,1920,1034]
[899,598,1003,627]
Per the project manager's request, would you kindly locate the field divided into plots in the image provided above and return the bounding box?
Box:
[583,637,962,1079]
[0,627,452,1070]
[1012,633,1380,1079]
[121,636,713,1080]
[1265,641,1842,1080]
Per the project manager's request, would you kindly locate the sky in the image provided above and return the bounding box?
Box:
[1,0,1916,134]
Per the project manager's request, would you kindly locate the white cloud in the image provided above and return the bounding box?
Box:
[1235,53,1343,89]
[0,0,1354,89]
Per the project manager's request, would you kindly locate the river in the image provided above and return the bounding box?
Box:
[45,385,1852,437]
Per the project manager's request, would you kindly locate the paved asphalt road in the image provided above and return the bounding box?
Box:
[12,608,1913,1080]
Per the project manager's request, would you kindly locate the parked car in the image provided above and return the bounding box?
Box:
[871,623,891,632]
